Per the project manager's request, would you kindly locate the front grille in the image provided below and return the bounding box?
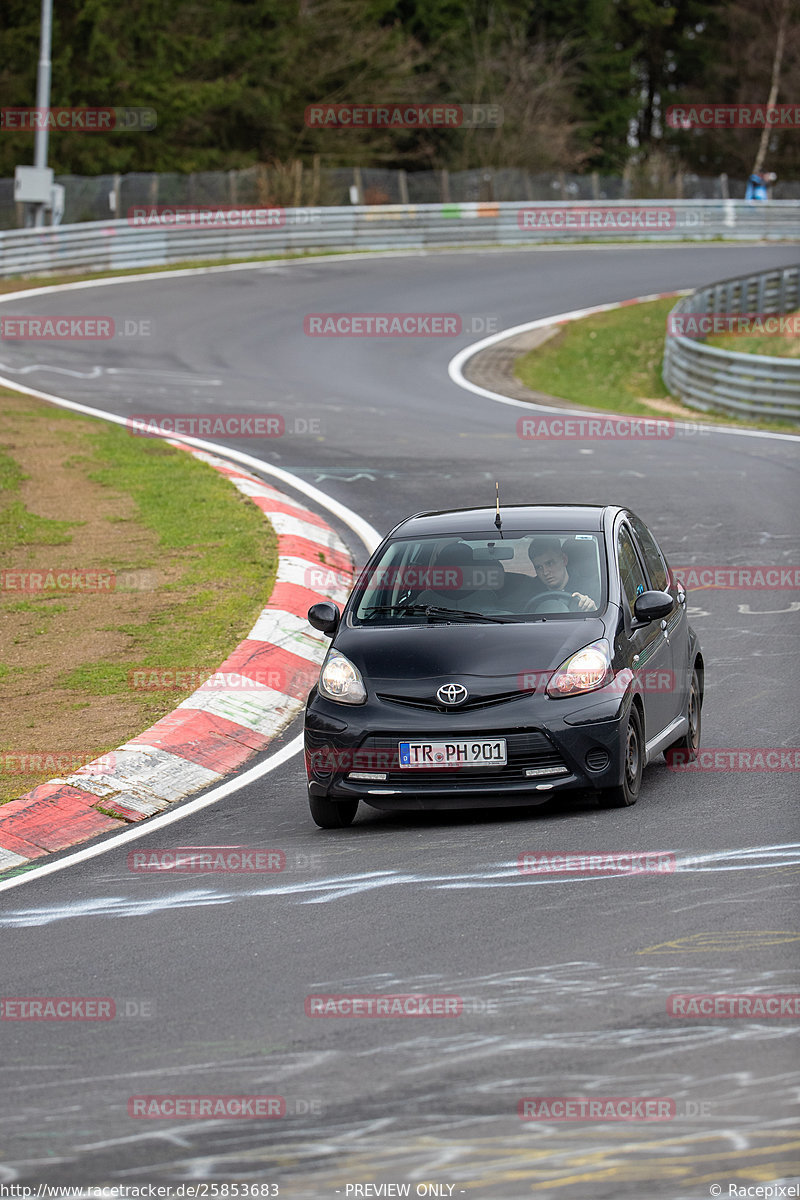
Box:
[377,689,530,713]
[351,730,569,786]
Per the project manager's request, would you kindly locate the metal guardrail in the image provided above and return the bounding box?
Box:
[663,265,800,422]
[1,200,799,279]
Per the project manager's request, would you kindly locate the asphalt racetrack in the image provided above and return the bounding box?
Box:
[1,244,799,1197]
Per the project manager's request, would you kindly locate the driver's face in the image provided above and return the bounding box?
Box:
[532,551,568,590]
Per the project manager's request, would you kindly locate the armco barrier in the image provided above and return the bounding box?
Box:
[1,200,799,278]
[663,265,800,422]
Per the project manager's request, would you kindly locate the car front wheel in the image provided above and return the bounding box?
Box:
[597,704,643,809]
[308,794,359,829]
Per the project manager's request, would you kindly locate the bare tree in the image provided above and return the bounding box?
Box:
[753,0,790,175]
[443,17,584,173]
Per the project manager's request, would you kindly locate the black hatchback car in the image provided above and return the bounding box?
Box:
[304,504,703,828]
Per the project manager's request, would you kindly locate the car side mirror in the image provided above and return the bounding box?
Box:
[308,601,340,636]
[631,589,673,628]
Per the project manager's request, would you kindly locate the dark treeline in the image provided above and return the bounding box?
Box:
[1,0,799,181]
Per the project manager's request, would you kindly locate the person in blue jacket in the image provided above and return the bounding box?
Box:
[746,172,769,202]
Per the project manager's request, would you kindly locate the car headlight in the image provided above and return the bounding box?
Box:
[547,640,612,698]
[318,651,367,705]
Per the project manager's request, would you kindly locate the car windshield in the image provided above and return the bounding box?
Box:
[352,530,606,624]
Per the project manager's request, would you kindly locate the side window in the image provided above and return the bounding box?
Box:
[629,515,669,591]
[617,526,648,611]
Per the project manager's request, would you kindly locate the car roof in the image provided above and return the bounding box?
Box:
[389,504,617,538]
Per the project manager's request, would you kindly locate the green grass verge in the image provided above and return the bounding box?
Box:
[705,308,800,358]
[0,391,279,791]
[514,298,798,433]
[0,499,80,552]
[515,298,676,416]
[0,446,28,490]
[58,424,278,695]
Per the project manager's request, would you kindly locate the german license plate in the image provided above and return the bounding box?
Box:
[398,738,507,769]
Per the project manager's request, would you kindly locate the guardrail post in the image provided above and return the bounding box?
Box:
[310,155,320,206]
[352,167,364,205]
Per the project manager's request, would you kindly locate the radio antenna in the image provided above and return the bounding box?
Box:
[494,481,503,535]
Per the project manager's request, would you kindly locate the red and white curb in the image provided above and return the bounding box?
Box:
[0,446,354,874]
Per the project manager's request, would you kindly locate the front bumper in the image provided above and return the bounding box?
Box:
[304,686,631,811]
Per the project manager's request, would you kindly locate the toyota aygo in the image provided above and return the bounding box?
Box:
[304,504,703,828]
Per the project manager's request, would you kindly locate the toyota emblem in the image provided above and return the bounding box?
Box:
[437,682,468,706]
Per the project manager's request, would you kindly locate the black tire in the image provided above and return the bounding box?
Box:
[666,667,702,763]
[597,704,643,808]
[308,794,359,829]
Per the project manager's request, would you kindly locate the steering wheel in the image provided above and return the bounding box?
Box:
[523,589,576,614]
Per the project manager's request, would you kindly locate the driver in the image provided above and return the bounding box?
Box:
[529,537,597,612]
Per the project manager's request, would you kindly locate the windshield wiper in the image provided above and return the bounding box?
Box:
[420,605,512,623]
[362,603,511,624]
[362,603,431,615]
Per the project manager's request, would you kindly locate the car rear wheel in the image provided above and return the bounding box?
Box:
[308,794,359,829]
[597,705,643,808]
[666,667,702,763]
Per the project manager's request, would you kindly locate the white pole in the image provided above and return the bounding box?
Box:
[32,0,53,227]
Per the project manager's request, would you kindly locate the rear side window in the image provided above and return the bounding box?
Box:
[628,515,669,591]
[617,526,647,611]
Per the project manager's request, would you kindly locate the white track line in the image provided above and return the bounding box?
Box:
[0,736,304,894]
[447,296,800,445]
[0,377,380,894]
[0,376,382,551]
